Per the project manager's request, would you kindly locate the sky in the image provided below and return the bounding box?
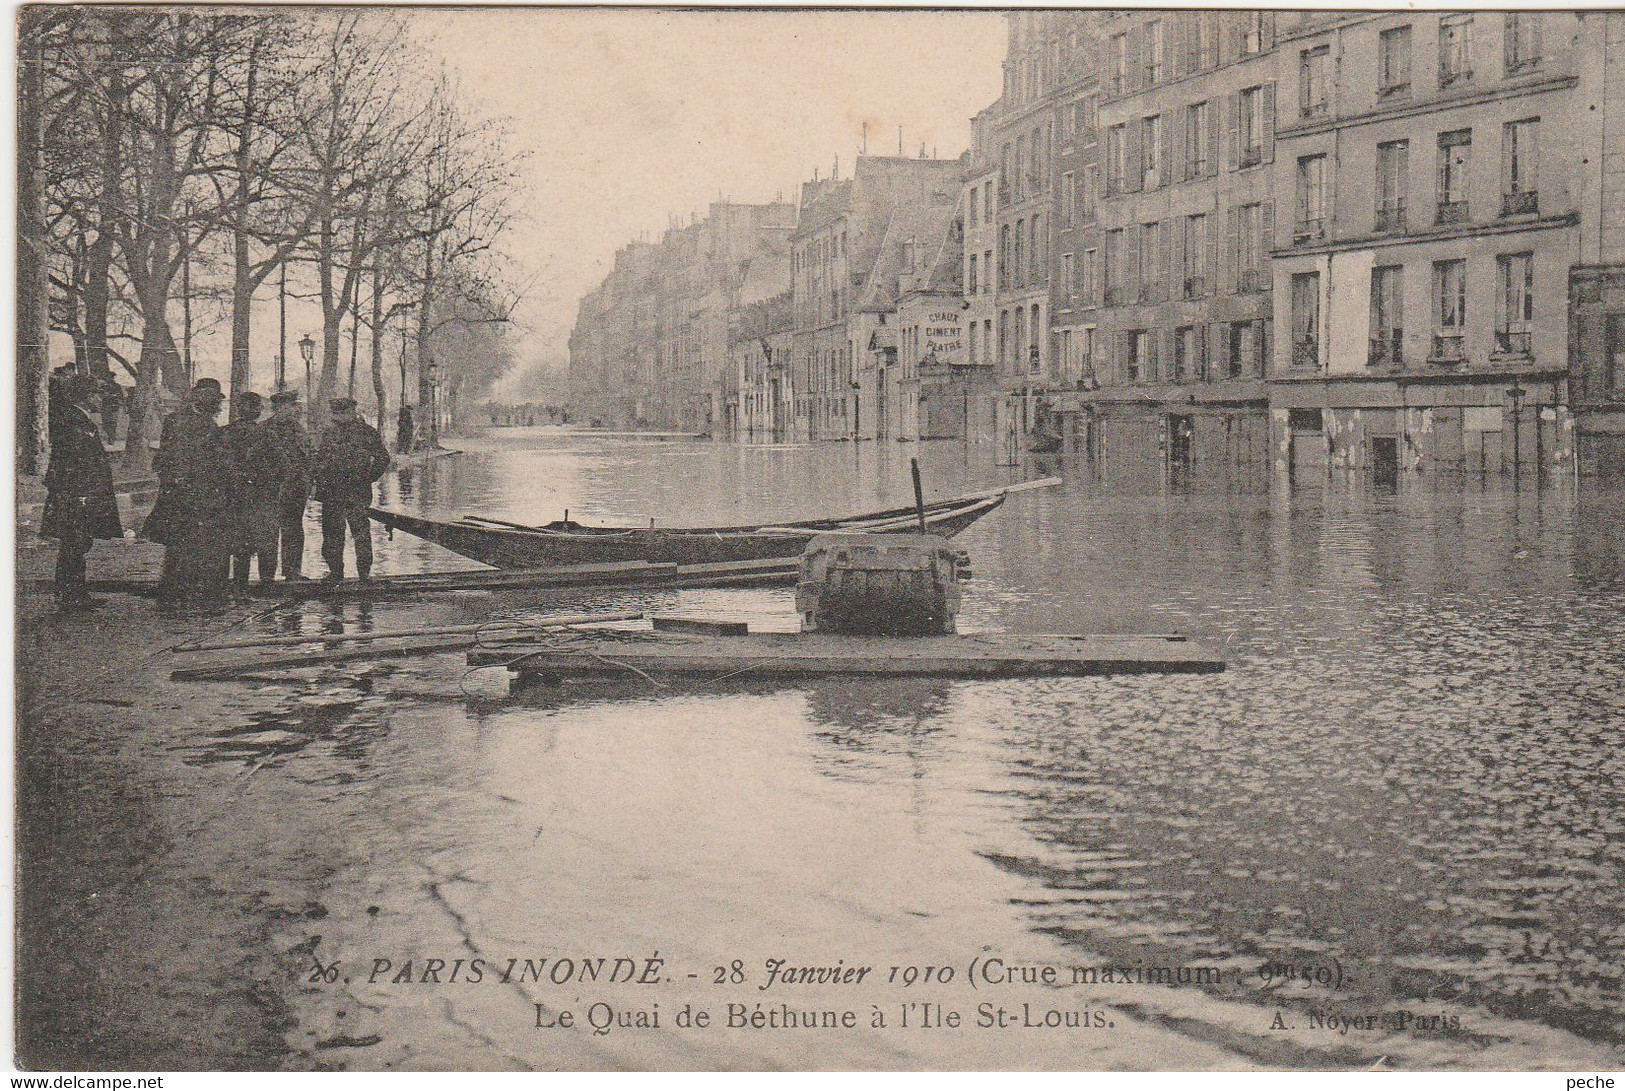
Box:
[412,9,1007,398]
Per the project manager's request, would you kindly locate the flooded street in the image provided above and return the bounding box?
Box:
[19,427,1625,1070]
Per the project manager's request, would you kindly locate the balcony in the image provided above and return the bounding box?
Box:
[1375,203,1408,234]
[1502,190,1539,217]
[1293,218,1326,243]
[1292,338,1319,369]
[1183,275,1207,300]
[1435,200,1470,226]
[1431,332,1465,363]
[1494,330,1533,358]
[1368,330,1403,368]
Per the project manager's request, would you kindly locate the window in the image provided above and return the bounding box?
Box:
[984,250,992,294]
[1061,252,1076,302]
[1074,96,1096,136]
[1187,102,1212,178]
[1226,321,1261,378]
[1014,135,1027,200]
[1495,252,1533,356]
[1239,86,1265,166]
[1029,303,1041,369]
[1081,247,1098,304]
[1300,45,1329,117]
[1182,213,1209,297]
[1109,32,1128,94]
[968,254,978,295]
[1186,12,1218,71]
[1106,124,1128,193]
[968,187,978,229]
[1295,155,1327,240]
[1433,258,1466,360]
[1061,171,1075,224]
[1377,140,1409,232]
[984,185,993,222]
[1146,20,1166,84]
[1013,308,1025,366]
[1030,214,1042,282]
[1236,203,1265,291]
[1140,221,1164,302]
[1126,330,1151,383]
[1239,11,1265,56]
[1079,164,1098,220]
[1142,114,1163,189]
[1505,13,1542,74]
[1173,326,1201,382]
[1502,119,1539,216]
[1436,129,1472,223]
[1013,219,1024,287]
[1439,15,1473,86]
[999,225,1010,289]
[1379,26,1412,97]
[1291,272,1321,369]
[1370,265,1404,366]
[1104,228,1123,304]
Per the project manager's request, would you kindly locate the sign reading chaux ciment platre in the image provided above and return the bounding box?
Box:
[13,4,1625,1074]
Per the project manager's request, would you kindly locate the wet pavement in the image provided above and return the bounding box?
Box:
[14,427,1625,1070]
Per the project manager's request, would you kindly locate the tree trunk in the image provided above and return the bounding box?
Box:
[414,241,435,450]
[369,260,386,428]
[83,17,125,390]
[228,44,258,403]
[17,19,50,476]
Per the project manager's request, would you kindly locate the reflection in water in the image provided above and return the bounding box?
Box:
[232,429,1625,1046]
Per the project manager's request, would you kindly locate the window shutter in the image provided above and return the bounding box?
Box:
[1207,214,1219,292]
[1126,122,1144,192]
[1196,323,1209,379]
[1214,322,1230,375]
[1208,99,1222,177]
[1223,207,1239,292]
[1128,23,1145,93]
[1162,222,1174,301]
[1126,225,1142,300]
[1204,12,1219,68]
[1260,200,1275,257]
[1172,219,1187,297]
[1172,106,1187,183]
[1261,82,1276,164]
[1161,112,1175,187]
[1261,318,1274,377]
[1225,92,1239,172]
[1168,16,1186,79]
[1262,11,1277,51]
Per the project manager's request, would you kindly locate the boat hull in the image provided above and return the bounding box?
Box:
[369,494,1005,569]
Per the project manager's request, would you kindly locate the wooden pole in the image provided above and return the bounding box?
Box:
[911,457,927,534]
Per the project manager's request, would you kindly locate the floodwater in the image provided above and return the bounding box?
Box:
[181,428,1625,1068]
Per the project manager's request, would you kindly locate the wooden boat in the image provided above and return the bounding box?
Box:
[369,479,1056,570]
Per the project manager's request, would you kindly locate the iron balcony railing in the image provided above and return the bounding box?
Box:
[1502,190,1539,216]
[1292,338,1319,369]
[1183,275,1207,299]
[1293,217,1326,242]
[1494,330,1533,357]
[1376,202,1408,234]
[1435,200,1471,225]
[1431,332,1465,362]
[1368,330,1403,367]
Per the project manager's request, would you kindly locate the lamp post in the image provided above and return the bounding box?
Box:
[427,361,441,448]
[1507,385,1527,487]
[298,333,315,422]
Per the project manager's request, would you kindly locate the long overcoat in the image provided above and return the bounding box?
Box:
[41,402,123,541]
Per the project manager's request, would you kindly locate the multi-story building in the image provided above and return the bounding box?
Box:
[789,155,964,441]
[1270,11,1589,483]
[961,154,999,444]
[1572,11,1625,476]
[730,291,793,442]
[567,201,793,433]
[1080,10,1278,488]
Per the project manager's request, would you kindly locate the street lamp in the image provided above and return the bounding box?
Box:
[427,362,441,447]
[299,334,315,420]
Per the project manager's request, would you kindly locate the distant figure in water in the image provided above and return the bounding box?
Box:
[396,404,415,455]
[315,397,391,582]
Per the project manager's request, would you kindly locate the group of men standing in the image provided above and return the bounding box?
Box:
[41,372,393,612]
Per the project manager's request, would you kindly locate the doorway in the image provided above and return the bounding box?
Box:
[1371,436,1399,491]
[1167,414,1195,481]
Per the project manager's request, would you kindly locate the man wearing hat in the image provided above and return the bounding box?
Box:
[41,374,123,609]
[264,388,312,580]
[146,377,237,607]
[222,391,282,586]
[313,397,391,582]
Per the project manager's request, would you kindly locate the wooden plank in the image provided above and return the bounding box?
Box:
[651,616,750,636]
[173,635,482,681]
[177,610,645,653]
[469,632,1225,678]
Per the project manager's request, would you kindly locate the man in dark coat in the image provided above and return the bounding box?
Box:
[315,397,391,581]
[263,389,312,580]
[147,377,237,608]
[396,404,414,455]
[41,375,123,610]
[222,391,281,586]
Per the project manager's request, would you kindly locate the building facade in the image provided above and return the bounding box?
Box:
[1270,11,1586,484]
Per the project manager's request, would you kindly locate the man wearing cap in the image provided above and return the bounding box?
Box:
[147,377,237,607]
[313,397,391,582]
[41,375,123,610]
[222,392,281,586]
[264,389,312,580]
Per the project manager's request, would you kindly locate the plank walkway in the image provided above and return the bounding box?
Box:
[470,630,1227,680]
